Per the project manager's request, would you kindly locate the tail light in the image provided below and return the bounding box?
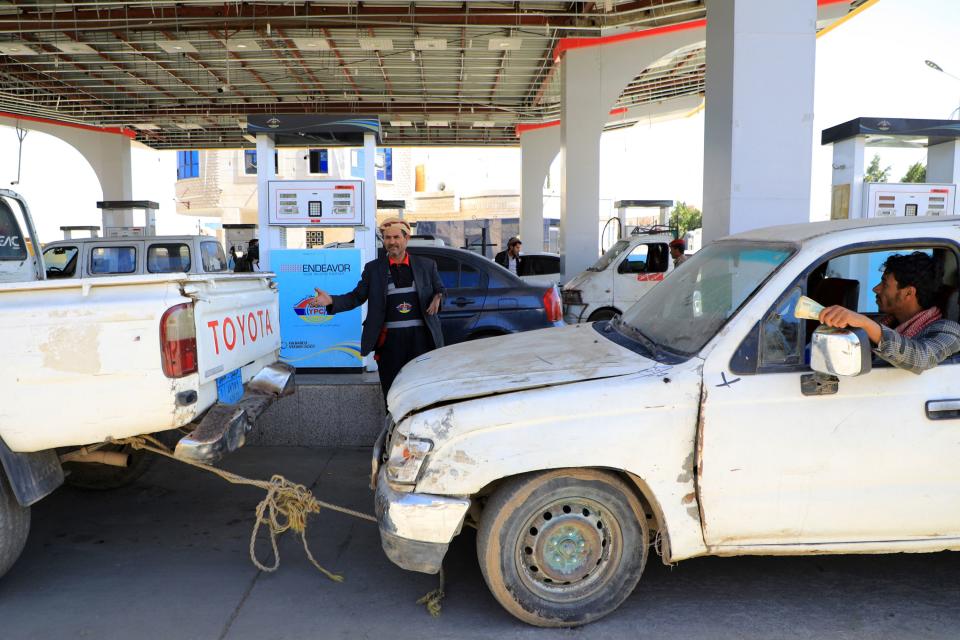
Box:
[160,303,198,378]
[543,286,563,323]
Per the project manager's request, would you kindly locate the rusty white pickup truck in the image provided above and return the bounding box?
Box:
[373,214,960,627]
[0,190,293,578]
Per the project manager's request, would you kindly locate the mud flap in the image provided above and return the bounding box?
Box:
[0,438,64,507]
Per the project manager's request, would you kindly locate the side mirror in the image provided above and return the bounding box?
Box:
[810,325,872,377]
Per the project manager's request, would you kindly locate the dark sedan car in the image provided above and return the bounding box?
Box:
[409,246,564,344]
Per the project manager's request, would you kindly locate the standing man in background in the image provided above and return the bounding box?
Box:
[669,238,688,268]
[310,219,444,398]
[495,237,523,275]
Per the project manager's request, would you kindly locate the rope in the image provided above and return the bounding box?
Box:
[113,434,447,616]
[415,567,446,617]
[114,434,375,582]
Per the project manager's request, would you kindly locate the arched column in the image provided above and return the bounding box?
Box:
[558,23,706,279]
[0,114,136,226]
[519,124,560,251]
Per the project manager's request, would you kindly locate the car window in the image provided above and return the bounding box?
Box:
[530,256,560,275]
[460,263,481,287]
[434,255,460,288]
[90,246,137,274]
[147,243,191,273]
[201,241,228,272]
[43,246,79,278]
[0,201,27,261]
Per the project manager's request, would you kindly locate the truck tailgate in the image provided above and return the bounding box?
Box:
[188,275,281,385]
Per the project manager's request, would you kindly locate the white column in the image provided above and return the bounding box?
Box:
[360,133,378,372]
[830,136,866,219]
[927,140,960,185]
[255,133,279,270]
[560,46,605,280]
[702,0,816,242]
[520,126,560,251]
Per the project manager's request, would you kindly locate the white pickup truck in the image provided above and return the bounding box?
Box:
[562,229,676,323]
[0,191,293,578]
[373,215,960,627]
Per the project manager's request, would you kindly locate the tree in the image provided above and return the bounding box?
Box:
[669,201,702,237]
[864,154,891,183]
[901,161,926,183]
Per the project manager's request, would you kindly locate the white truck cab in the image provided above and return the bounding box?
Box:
[373,215,960,627]
[562,228,676,323]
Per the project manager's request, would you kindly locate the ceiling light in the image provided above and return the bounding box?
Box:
[133,123,160,131]
[389,120,414,127]
[359,37,393,51]
[223,39,261,52]
[176,123,202,130]
[158,40,198,54]
[54,42,97,55]
[414,39,446,51]
[426,120,448,127]
[488,37,523,51]
[0,43,40,56]
[293,38,331,51]
[472,121,497,128]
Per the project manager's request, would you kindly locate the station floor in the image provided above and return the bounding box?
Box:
[1,447,957,640]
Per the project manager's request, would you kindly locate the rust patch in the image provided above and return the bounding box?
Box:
[451,450,477,466]
[676,452,694,483]
[681,492,696,504]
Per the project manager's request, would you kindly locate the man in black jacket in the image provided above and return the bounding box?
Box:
[494,236,523,275]
[311,218,444,398]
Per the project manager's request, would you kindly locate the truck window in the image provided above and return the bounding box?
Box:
[147,243,191,273]
[589,240,630,272]
[0,201,27,261]
[617,243,668,275]
[90,246,137,274]
[201,241,227,272]
[752,245,956,372]
[43,246,79,278]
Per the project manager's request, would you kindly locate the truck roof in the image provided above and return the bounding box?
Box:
[727,215,960,245]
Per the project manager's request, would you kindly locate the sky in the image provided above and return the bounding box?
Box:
[2,0,960,241]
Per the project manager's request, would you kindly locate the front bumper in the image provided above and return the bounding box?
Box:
[374,467,470,574]
[174,362,295,464]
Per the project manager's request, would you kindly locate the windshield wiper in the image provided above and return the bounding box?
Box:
[611,317,659,358]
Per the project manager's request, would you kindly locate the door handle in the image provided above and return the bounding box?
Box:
[925,399,960,420]
[453,297,474,307]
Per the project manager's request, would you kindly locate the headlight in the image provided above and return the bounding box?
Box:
[385,431,433,486]
[562,289,583,305]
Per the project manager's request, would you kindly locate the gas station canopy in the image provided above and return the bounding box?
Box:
[0,1,865,149]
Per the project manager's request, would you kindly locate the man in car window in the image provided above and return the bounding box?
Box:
[819,251,960,373]
[495,237,523,275]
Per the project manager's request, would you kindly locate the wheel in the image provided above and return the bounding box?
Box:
[0,467,30,579]
[588,309,619,322]
[477,469,648,627]
[62,430,180,491]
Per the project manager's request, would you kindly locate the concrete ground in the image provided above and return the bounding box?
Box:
[1,447,957,640]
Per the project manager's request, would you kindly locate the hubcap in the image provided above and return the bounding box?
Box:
[517,498,612,591]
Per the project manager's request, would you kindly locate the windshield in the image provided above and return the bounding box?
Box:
[588,240,630,271]
[617,241,795,356]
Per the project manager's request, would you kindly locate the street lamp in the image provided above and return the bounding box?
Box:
[925,59,960,119]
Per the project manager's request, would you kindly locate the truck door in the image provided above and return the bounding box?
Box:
[613,241,669,311]
[699,242,960,547]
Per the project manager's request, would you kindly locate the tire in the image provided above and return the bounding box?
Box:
[588,309,619,322]
[63,430,179,491]
[477,469,648,627]
[0,468,30,579]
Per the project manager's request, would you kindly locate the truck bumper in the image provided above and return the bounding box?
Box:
[174,362,295,464]
[563,304,588,324]
[373,467,470,575]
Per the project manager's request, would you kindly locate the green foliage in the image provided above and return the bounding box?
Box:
[669,202,702,237]
[901,161,927,183]
[864,154,891,183]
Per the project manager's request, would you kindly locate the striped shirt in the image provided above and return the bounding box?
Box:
[874,319,960,374]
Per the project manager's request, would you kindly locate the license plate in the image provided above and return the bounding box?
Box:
[216,368,244,405]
